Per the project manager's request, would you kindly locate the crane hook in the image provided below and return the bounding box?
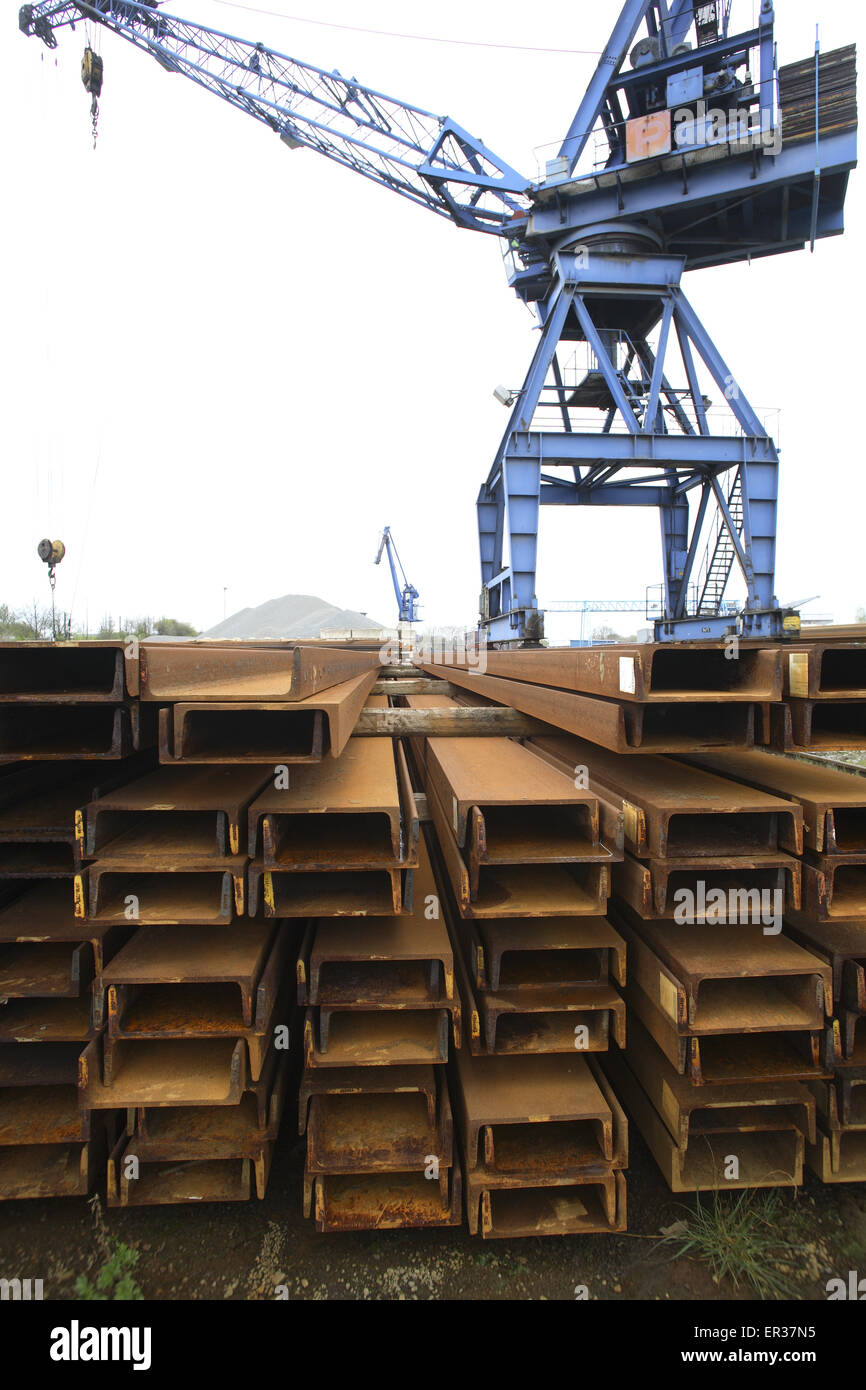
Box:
[81,46,104,148]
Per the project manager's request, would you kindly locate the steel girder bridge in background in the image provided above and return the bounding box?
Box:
[20,0,858,643]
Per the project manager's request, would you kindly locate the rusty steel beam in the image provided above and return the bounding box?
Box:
[604,1048,804,1193]
[0,1138,103,1201]
[466,915,626,994]
[437,644,782,702]
[296,844,455,1020]
[421,665,759,752]
[100,923,293,1081]
[0,1082,92,1146]
[527,735,803,859]
[306,1077,453,1175]
[0,640,137,700]
[624,978,828,1085]
[304,1166,462,1232]
[77,861,247,925]
[80,1035,250,1108]
[619,1015,816,1147]
[0,940,93,1000]
[250,863,413,918]
[131,1056,289,1158]
[785,643,866,700]
[0,1040,84,1089]
[772,699,866,751]
[802,855,866,920]
[82,764,273,861]
[613,909,831,1034]
[806,1128,866,1182]
[614,851,801,919]
[470,1170,626,1239]
[0,705,142,762]
[474,982,626,1056]
[425,736,599,853]
[685,749,866,854]
[298,1065,439,1136]
[428,778,610,918]
[159,670,378,764]
[107,1137,267,1205]
[303,1007,449,1068]
[0,996,94,1043]
[140,641,380,702]
[248,738,418,868]
[0,769,123,876]
[454,1049,617,1171]
[0,882,131,976]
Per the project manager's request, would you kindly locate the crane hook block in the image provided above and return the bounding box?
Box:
[82,48,104,98]
[37,539,65,567]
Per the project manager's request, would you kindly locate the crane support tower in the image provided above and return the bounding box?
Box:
[19,1,857,643]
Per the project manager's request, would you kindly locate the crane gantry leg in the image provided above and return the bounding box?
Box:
[478,240,786,645]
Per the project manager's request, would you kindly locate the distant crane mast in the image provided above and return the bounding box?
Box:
[375,528,420,625]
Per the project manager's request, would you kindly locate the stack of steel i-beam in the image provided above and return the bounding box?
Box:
[401,689,629,1238]
[268,709,461,1232]
[0,642,155,1200]
[76,761,295,1206]
[683,743,866,1185]
[84,640,381,1206]
[420,641,853,1198]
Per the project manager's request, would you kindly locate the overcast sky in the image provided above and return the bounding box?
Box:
[3,0,863,641]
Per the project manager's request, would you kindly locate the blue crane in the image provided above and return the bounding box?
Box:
[375,527,420,625]
[19,1,857,644]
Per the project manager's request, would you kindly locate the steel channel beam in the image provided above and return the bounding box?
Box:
[684,749,866,854]
[0,940,93,1000]
[421,665,758,752]
[604,1048,805,1193]
[471,1170,626,1239]
[159,670,378,762]
[83,764,273,860]
[78,860,247,925]
[615,851,801,918]
[298,1065,439,1136]
[131,1055,290,1158]
[0,1082,92,1146]
[107,1139,261,1205]
[250,864,413,918]
[302,1007,449,1068]
[297,841,454,1010]
[306,1077,453,1175]
[0,996,94,1044]
[438,644,782,702]
[619,1014,816,1148]
[0,705,134,762]
[305,1165,463,1232]
[528,734,803,858]
[427,778,610,918]
[772,699,866,751]
[468,916,626,994]
[140,642,380,702]
[249,738,416,868]
[784,644,866,700]
[801,856,866,920]
[0,1137,103,1201]
[613,909,831,1033]
[0,641,136,700]
[0,881,132,982]
[79,1035,250,1108]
